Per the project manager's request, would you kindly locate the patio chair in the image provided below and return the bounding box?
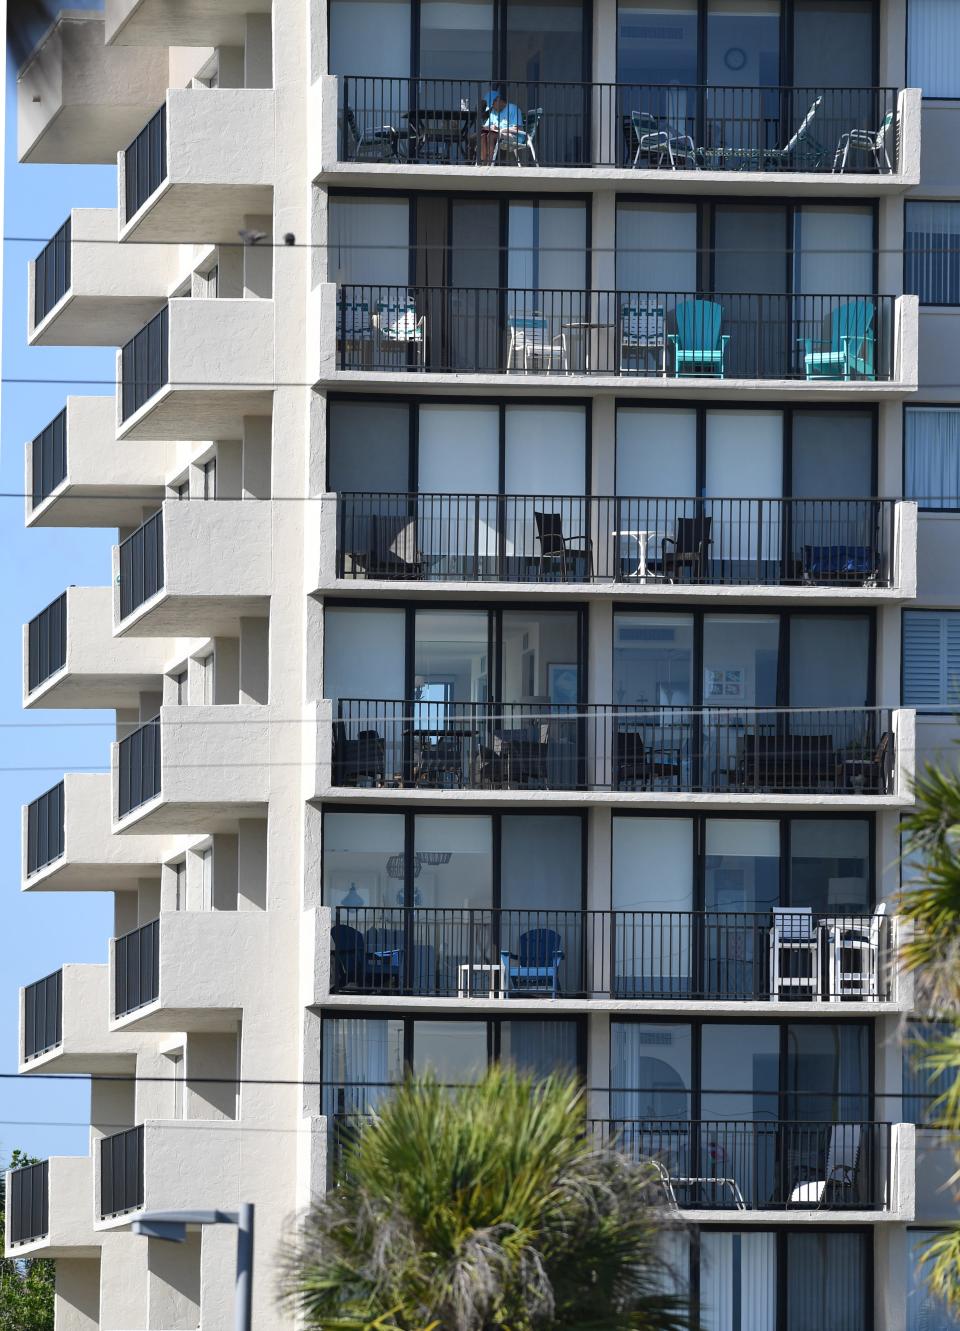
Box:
[376,297,426,369]
[802,299,876,380]
[363,927,404,988]
[834,109,894,174]
[654,515,712,582]
[534,509,593,581]
[615,726,648,790]
[506,314,568,373]
[769,907,820,1001]
[336,298,374,367]
[619,300,666,373]
[828,903,887,1000]
[789,1123,862,1206]
[368,512,423,579]
[669,300,729,377]
[492,107,542,165]
[414,732,464,788]
[837,730,892,795]
[630,109,698,170]
[333,721,386,787]
[330,923,366,988]
[343,107,401,162]
[501,928,564,998]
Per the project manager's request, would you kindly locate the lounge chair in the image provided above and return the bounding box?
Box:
[501,928,564,998]
[789,1123,862,1206]
[802,299,876,380]
[669,300,729,377]
[619,301,666,373]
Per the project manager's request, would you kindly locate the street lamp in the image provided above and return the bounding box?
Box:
[132,1203,254,1331]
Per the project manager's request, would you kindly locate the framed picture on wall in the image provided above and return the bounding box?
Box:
[548,663,578,706]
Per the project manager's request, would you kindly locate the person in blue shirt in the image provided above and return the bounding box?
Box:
[480,90,526,161]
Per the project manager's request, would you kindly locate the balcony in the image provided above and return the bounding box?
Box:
[322,76,920,192]
[327,286,916,396]
[5,1157,99,1258]
[321,701,911,807]
[20,964,143,1072]
[120,89,275,239]
[324,905,901,1010]
[26,397,176,528]
[117,299,275,440]
[28,207,171,345]
[24,585,172,708]
[17,12,168,164]
[22,772,183,893]
[113,706,270,832]
[114,499,271,636]
[96,1119,242,1228]
[327,494,914,602]
[110,911,266,1031]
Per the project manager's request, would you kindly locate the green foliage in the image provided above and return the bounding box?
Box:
[281,1067,694,1331]
[900,763,960,1313]
[0,1151,55,1331]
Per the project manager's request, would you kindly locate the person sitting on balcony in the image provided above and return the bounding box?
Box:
[481,90,526,162]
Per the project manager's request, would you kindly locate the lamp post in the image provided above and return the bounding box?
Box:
[132,1203,254,1331]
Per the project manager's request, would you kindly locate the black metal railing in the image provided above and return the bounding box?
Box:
[33,216,71,325]
[121,306,168,421]
[99,1125,144,1218]
[330,906,893,1002]
[335,286,895,381]
[27,592,66,692]
[31,408,67,509]
[114,920,160,1017]
[23,970,62,1060]
[125,104,166,220]
[118,716,161,817]
[336,494,896,588]
[587,1119,891,1211]
[333,701,895,796]
[338,79,898,173]
[26,781,64,875]
[119,509,164,618]
[8,1160,49,1244]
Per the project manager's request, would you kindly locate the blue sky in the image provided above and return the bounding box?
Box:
[1,36,118,1166]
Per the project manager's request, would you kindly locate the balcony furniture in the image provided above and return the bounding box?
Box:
[479,724,550,788]
[500,928,564,998]
[700,97,826,172]
[534,509,593,581]
[333,722,386,787]
[769,907,821,1001]
[788,1123,861,1206]
[619,302,667,374]
[612,527,655,581]
[457,961,505,999]
[337,299,374,366]
[614,729,683,790]
[406,106,470,163]
[349,512,422,579]
[330,923,366,987]
[828,904,886,1000]
[802,543,878,585]
[629,110,698,170]
[737,733,836,792]
[506,315,568,373]
[834,110,894,174]
[654,515,713,583]
[801,299,876,381]
[669,300,729,377]
[646,1155,746,1211]
[560,318,615,373]
[343,107,401,161]
[837,730,891,795]
[492,107,542,165]
[375,299,426,369]
[363,927,404,987]
[413,731,465,788]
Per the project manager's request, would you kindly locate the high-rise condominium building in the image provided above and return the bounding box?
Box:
[5,0,960,1327]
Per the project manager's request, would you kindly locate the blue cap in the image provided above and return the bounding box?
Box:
[483,90,503,106]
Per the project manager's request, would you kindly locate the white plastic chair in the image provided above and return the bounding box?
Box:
[769,906,820,1001]
[834,110,894,174]
[789,1123,862,1206]
[506,314,568,373]
[828,901,887,1000]
[376,299,426,369]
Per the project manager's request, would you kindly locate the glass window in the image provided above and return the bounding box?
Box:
[793,1,874,88]
[324,606,406,703]
[616,407,697,496]
[706,0,779,89]
[329,0,411,78]
[328,196,410,285]
[794,206,873,297]
[418,404,499,492]
[504,0,587,85]
[321,1016,405,1116]
[612,817,694,997]
[792,411,873,498]
[903,610,960,709]
[789,615,870,708]
[700,1022,779,1122]
[414,815,493,908]
[507,199,587,292]
[784,1023,869,1121]
[617,1,698,87]
[906,407,960,509]
[908,0,960,98]
[501,815,581,910]
[907,1230,960,1330]
[700,1231,777,1331]
[412,1020,488,1082]
[419,0,493,81]
[501,609,580,705]
[615,613,694,708]
[504,404,586,494]
[906,202,960,306]
[616,202,698,295]
[413,609,489,709]
[703,614,779,707]
[786,1231,866,1331]
[610,1021,692,1121]
[789,819,869,914]
[324,812,406,909]
[500,1020,580,1079]
[705,818,780,912]
[328,400,410,493]
[903,1021,958,1125]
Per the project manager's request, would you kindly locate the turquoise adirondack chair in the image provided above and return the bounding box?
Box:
[668,300,729,377]
[802,299,876,380]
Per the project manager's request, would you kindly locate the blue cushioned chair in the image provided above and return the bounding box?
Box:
[500,928,564,998]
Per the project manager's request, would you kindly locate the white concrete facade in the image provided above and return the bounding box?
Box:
[6,2,954,1330]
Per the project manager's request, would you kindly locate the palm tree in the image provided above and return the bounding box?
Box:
[280,1066,694,1331]
[899,763,960,1315]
